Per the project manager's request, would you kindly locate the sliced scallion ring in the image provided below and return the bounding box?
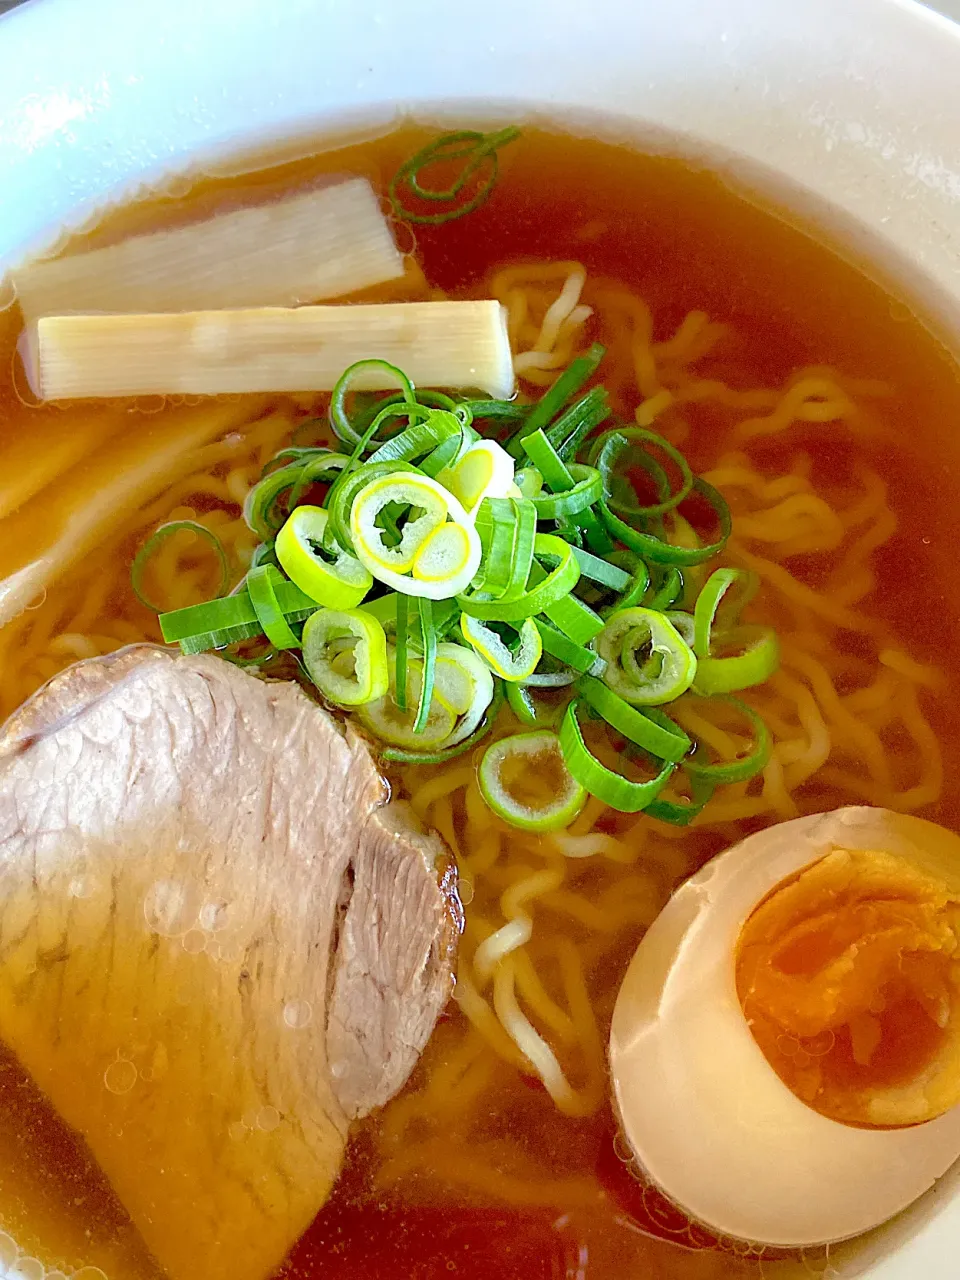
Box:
[438,439,516,515]
[246,564,301,650]
[577,675,691,763]
[596,606,697,705]
[693,567,760,658]
[683,695,772,783]
[559,700,675,813]
[350,470,482,599]
[458,534,579,622]
[598,476,732,566]
[276,505,372,608]
[529,464,602,520]
[131,520,229,613]
[412,521,475,584]
[479,731,586,832]
[301,607,389,706]
[505,681,568,729]
[329,359,417,447]
[433,642,496,744]
[357,658,458,749]
[592,427,694,519]
[461,614,543,681]
[692,625,780,695]
[381,682,504,763]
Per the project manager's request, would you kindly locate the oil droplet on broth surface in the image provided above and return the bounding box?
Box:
[9,1257,44,1280]
[257,1107,281,1133]
[73,1269,109,1280]
[0,1234,17,1268]
[198,900,230,932]
[282,1000,312,1029]
[143,879,200,937]
[103,1057,137,1096]
[180,929,206,956]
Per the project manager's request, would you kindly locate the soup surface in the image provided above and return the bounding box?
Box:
[1,125,960,1280]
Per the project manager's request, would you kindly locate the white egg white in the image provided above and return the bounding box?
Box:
[609,805,960,1247]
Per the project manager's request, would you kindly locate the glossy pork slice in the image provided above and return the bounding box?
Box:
[0,646,458,1280]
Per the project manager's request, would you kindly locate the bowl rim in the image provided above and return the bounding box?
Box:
[2,0,960,1275]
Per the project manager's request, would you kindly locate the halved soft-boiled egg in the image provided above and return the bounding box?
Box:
[609,806,960,1248]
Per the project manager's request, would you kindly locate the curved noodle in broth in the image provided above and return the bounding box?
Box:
[0,127,957,1279]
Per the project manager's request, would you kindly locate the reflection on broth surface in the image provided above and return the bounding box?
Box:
[1,126,960,1278]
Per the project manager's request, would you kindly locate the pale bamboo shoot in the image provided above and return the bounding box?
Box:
[27,301,516,401]
[12,178,404,321]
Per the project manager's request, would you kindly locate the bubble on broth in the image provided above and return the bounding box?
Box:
[0,1236,17,1269]
[142,878,201,937]
[8,1257,44,1280]
[103,1057,137,1096]
[180,929,206,956]
[72,1269,109,1280]
[198,900,230,932]
[212,937,244,963]
[282,999,313,1030]
[256,1107,281,1133]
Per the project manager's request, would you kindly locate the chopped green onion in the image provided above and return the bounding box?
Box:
[301,607,389,706]
[131,520,228,613]
[684,696,772,783]
[389,126,521,225]
[458,533,579,622]
[598,476,732,566]
[383,681,503,763]
[520,429,575,491]
[569,546,631,591]
[507,343,606,456]
[514,467,543,499]
[395,591,410,712]
[367,409,468,467]
[693,567,760,658]
[246,564,301,650]
[559,700,675,813]
[326,459,414,552]
[593,428,693,519]
[275,505,372,608]
[534,619,597,674]
[358,658,457,749]
[479,730,586,832]
[414,597,438,733]
[159,578,318,652]
[529,464,602,520]
[692,625,780,695]
[595,606,697,705]
[643,772,716,826]
[433,642,497,745]
[577,675,691,763]
[329,360,417,447]
[505,681,567,729]
[647,565,684,611]
[545,385,612,461]
[461,614,542,681]
[665,609,697,649]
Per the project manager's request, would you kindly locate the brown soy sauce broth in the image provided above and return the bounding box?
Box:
[2,125,960,1278]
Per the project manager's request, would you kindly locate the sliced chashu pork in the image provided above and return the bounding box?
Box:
[0,646,458,1280]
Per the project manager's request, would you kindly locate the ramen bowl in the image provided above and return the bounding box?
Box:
[2,1,960,1278]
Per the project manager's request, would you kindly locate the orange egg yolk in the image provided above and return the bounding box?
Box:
[736,847,960,1127]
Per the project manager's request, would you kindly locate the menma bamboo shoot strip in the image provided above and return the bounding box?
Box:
[12,178,404,321]
[26,301,515,401]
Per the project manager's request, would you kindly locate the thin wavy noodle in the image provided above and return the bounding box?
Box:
[0,257,944,1221]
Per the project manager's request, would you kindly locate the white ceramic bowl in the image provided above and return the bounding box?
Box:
[3,0,960,1276]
